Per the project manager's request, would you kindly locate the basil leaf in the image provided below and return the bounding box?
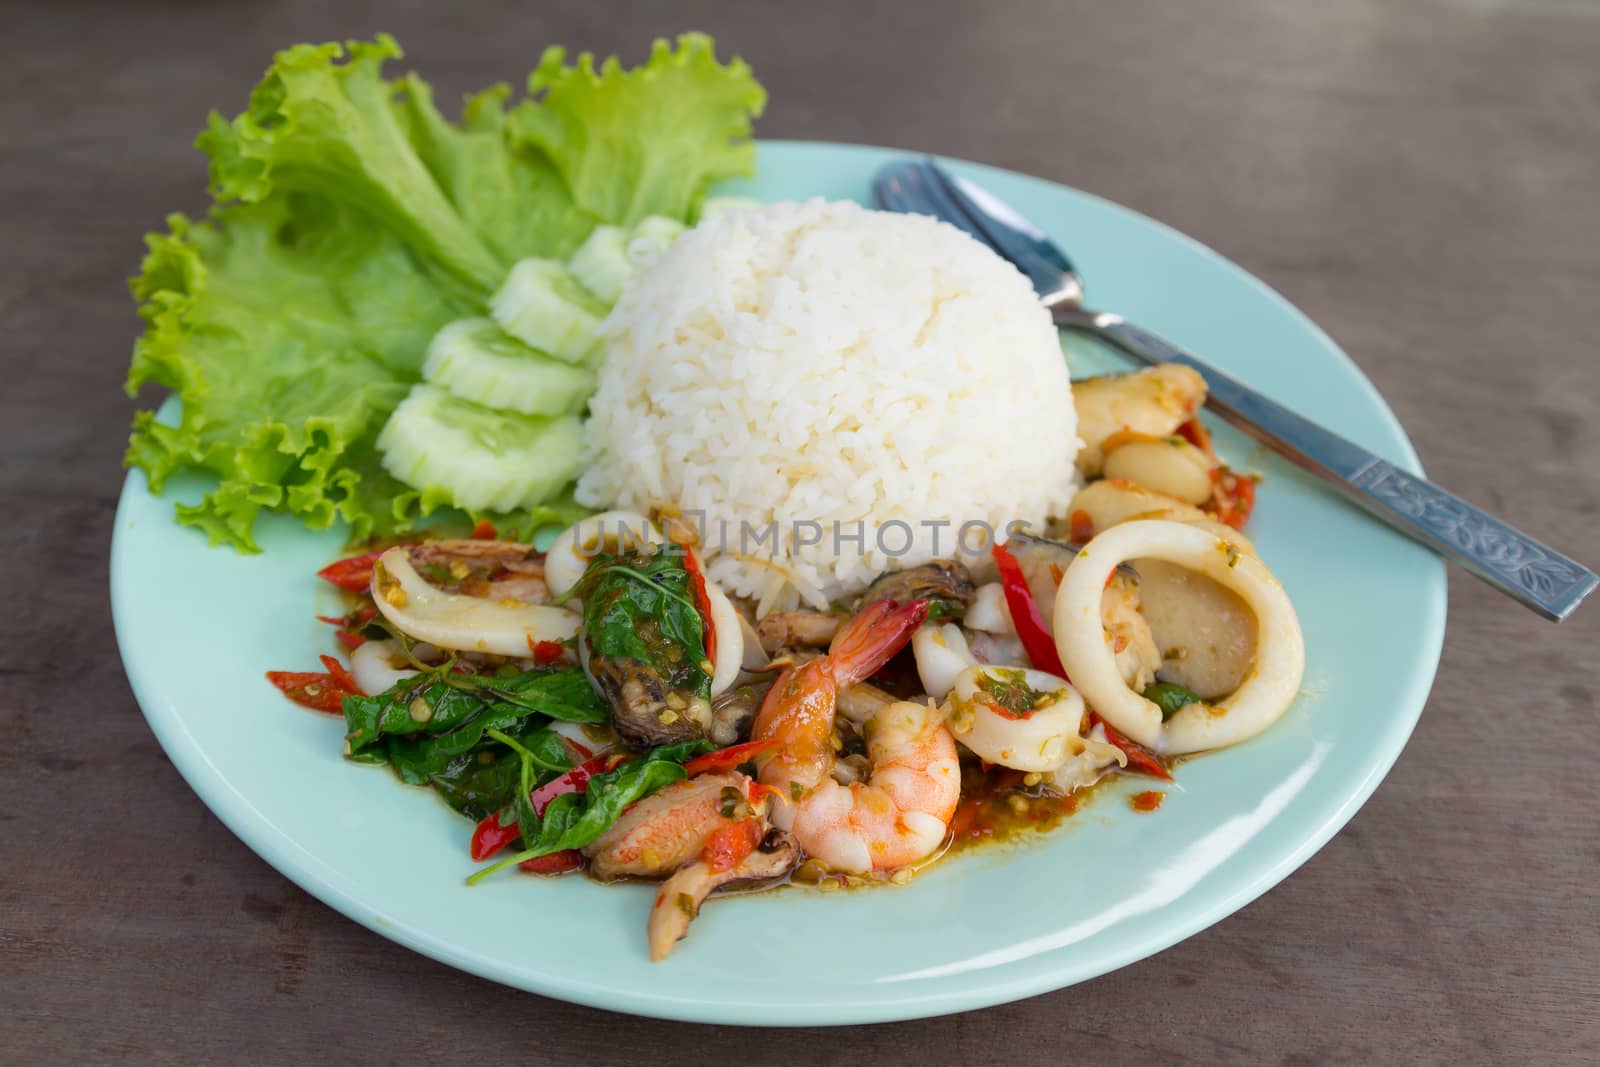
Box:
[342,665,603,757]
[1143,681,1202,721]
[467,739,712,883]
[471,668,607,724]
[416,725,576,821]
[577,550,710,700]
[524,745,709,855]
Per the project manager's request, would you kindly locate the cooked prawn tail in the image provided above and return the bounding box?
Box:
[827,598,928,689]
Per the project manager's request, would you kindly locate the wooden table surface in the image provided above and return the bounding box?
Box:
[5,0,1598,1061]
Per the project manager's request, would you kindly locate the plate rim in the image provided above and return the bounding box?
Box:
[110,138,1447,1025]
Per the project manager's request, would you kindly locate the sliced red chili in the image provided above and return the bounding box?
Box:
[1175,417,1216,460]
[519,849,583,875]
[703,818,764,873]
[1210,470,1257,530]
[470,811,522,862]
[318,654,362,695]
[315,550,386,592]
[525,636,567,665]
[265,670,351,714]
[991,541,1069,678]
[315,614,367,651]
[678,543,717,669]
[528,756,610,816]
[1091,712,1173,781]
[682,739,779,778]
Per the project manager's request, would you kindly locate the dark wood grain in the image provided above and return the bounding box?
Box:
[4,0,1598,1062]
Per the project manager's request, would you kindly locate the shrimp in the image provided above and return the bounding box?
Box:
[751,598,961,874]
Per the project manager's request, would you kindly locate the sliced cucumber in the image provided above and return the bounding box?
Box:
[629,215,688,260]
[423,317,596,416]
[377,384,582,512]
[490,258,607,365]
[569,225,632,304]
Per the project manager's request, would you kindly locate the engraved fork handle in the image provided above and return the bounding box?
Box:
[1055,307,1597,621]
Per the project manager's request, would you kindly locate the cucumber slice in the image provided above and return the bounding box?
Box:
[423,318,596,416]
[490,258,607,365]
[625,215,687,273]
[377,384,582,512]
[569,226,632,304]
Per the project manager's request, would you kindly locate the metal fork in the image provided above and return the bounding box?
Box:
[873,158,1596,621]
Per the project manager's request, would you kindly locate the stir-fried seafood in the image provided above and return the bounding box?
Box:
[272,362,1306,961]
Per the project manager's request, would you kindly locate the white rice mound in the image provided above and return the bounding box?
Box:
[577,198,1080,613]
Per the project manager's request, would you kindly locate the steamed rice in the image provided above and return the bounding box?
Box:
[576,198,1080,612]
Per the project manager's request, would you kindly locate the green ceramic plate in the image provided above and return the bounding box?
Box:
[111,141,1446,1024]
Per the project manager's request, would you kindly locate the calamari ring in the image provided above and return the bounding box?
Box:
[1053,519,1304,755]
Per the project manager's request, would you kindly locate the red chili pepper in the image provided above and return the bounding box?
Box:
[315,550,386,592]
[1175,417,1216,460]
[333,630,366,651]
[318,654,362,695]
[526,636,566,665]
[682,739,779,778]
[702,817,764,873]
[528,755,610,815]
[470,811,523,861]
[519,849,583,875]
[265,670,355,713]
[678,543,717,669]
[1090,712,1173,781]
[469,518,497,540]
[315,614,368,651]
[991,541,1069,678]
[1210,470,1257,530]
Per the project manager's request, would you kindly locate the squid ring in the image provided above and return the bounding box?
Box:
[372,548,579,657]
[1053,519,1304,755]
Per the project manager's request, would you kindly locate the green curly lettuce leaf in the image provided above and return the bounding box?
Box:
[198,35,512,289]
[125,33,764,552]
[513,32,766,226]
[393,78,595,264]
[125,198,471,548]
